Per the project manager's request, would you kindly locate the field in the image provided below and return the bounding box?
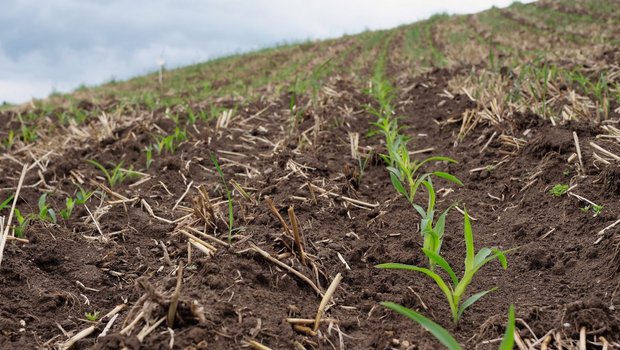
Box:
[1,0,620,349]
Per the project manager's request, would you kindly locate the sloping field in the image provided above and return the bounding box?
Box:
[1,1,620,349]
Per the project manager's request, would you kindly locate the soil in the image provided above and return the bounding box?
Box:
[2,5,620,349]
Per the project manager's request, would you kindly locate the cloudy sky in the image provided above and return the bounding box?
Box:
[1,0,522,104]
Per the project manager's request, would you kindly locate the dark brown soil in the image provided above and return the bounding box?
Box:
[1,66,619,350]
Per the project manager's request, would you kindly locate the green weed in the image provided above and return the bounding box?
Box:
[85,311,100,322]
[549,184,569,197]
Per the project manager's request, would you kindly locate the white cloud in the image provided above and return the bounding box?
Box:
[0,0,528,104]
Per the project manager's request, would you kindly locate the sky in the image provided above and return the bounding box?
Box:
[0,0,522,104]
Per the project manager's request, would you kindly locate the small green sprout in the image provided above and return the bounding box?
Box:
[0,194,14,212]
[377,208,510,324]
[75,187,94,205]
[20,123,38,143]
[381,302,515,350]
[153,127,187,155]
[144,145,154,169]
[582,204,603,217]
[14,208,29,237]
[549,184,569,197]
[211,153,234,243]
[2,130,15,149]
[85,311,100,322]
[87,160,138,188]
[38,193,57,223]
[59,187,94,220]
[60,197,75,220]
[592,204,603,216]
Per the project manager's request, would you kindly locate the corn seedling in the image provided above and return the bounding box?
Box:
[377,208,509,324]
[187,108,197,124]
[144,145,154,169]
[75,187,94,205]
[153,127,187,155]
[0,195,14,212]
[13,208,29,238]
[549,183,569,197]
[211,153,234,243]
[1,130,15,149]
[87,160,138,188]
[37,193,57,224]
[59,197,75,221]
[380,302,515,350]
[409,179,452,270]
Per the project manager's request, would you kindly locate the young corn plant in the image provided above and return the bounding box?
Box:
[144,145,154,169]
[381,302,515,350]
[0,195,14,212]
[59,197,75,220]
[87,160,138,188]
[59,187,94,220]
[211,153,234,243]
[37,193,57,224]
[153,127,187,155]
[377,208,510,324]
[13,208,29,237]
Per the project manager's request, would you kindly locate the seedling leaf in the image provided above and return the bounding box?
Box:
[457,288,497,320]
[0,195,14,212]
[390,172,409,200]
[422,248,458,286]
[498,305,516,350]
[381,302,462,350]
[431,171,463,186]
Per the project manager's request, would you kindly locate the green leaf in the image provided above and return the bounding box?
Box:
[48,209,57,224]
[411,156,458,175]
[498,305,516,350]
[412,203,426,218]
[390,172,409,201]
[422,248,458,287]
[376,263,455,315]
[435,208,449,240]
[457,288,497,320]
[432,171,463,186]
[463,208,475,273]
[492,248,508,269]
[419,180,436,213]
[473,247,493,267]
[381,302,462,350]
[38,193,47,211]
[0,194,14,212]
